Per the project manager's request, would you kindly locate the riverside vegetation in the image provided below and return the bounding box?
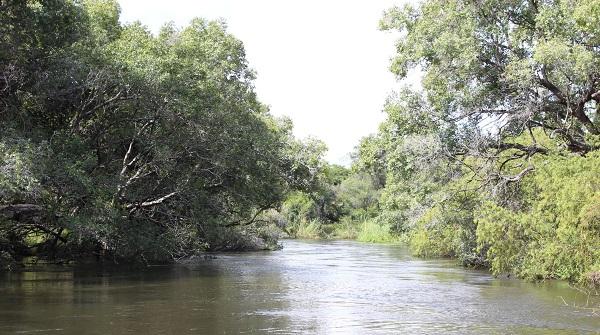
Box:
[1,0,599,288]
[0,0,325,267]
[275,0,600,287]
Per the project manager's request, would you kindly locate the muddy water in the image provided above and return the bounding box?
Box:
[0,240,598,334]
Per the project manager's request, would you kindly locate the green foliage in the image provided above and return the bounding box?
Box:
[330,218,361,240]
[280,192,318,228]
[407,175,485,266]
[293,219,324,240]
[0,0,320,265]
[340,0,600,286]
[276,162,382,239]
[356,221,397,244]
[336,173,379,219]
[477,152,600,282]
[0,138,45,204]
[382,0,600,152]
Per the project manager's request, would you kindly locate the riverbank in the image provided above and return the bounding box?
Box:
[285,219,600,289]
[289,219,404,243]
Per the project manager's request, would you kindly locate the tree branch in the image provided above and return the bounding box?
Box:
[126,191,179,210]
[224,205,273,227]
[496,142,548,156]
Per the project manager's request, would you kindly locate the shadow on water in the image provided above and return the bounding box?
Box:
[0,240,598,334]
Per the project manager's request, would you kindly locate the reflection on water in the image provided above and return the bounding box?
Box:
[0,240,598,334]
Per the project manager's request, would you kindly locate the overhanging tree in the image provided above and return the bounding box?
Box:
[381,0,600,179]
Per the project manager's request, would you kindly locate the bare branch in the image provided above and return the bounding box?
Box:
[126,191,179,210]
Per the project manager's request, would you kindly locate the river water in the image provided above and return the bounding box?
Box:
[0,240,598,334]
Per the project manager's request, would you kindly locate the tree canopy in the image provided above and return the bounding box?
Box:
[381,0,600,167]
[0,0,320,266]
[346,0,600,284]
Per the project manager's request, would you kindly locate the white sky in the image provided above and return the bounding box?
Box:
[118,0,418,165]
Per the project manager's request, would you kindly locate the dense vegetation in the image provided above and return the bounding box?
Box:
[0,0,323,268]
[278,0,600,286]
[1,0,598,286]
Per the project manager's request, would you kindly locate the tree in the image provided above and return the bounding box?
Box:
[363,0,600,281]
[0,0,319,265]
[381,0,600,180]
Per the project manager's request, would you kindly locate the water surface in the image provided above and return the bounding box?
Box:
[0,240,598,334]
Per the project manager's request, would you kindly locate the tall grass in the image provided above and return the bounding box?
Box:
[293,220,323,239]
[288,218,403,244]
[331,219,360,240]
[355,220,396,243]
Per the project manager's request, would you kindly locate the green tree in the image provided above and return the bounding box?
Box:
[366,0,600,282]
[0,0,321,265]
[381,0,600,172]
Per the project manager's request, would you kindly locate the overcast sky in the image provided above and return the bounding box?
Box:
[118,0,417,165]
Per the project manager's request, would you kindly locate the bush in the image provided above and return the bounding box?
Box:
[293,219,324,239]
[476,152,600,283]
[356,221,396,243]
[374,210,410,234]
[331,218,361,239]
[407,178,485,267]
[409,208,463,258]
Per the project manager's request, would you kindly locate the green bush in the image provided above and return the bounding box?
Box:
[293,219,324,239]
[374,210,410,234]
[331,218,361,240]
[409,207,464,258]
[476,152,600,283]
[280,192,318,228]
[406,176,485,267]
[356,220,396,243]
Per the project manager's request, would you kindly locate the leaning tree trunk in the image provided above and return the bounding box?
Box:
[0,204,66,246]
[0,204,47,224]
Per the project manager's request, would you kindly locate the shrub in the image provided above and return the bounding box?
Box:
[356,220,396,243]
[476,152,600,283]
[331,218,361,240]
[293,219,324,239]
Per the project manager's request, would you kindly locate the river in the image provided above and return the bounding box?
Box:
[0,240,598,334]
